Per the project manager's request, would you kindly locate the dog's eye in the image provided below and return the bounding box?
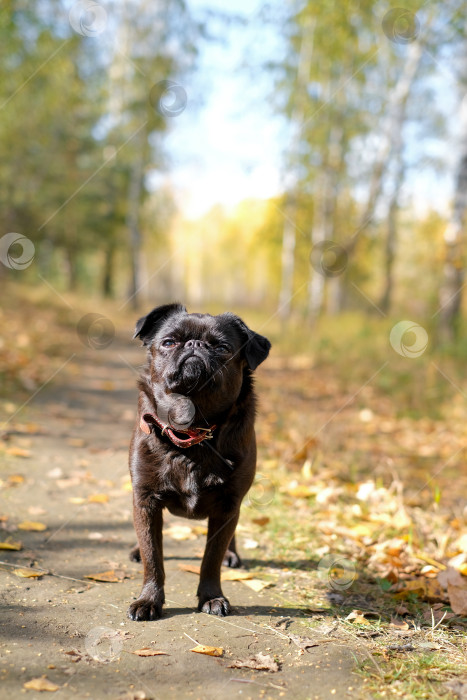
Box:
[217,343,231,354]
[161,339,176,348]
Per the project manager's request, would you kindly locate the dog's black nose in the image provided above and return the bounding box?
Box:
[185,339,206,349]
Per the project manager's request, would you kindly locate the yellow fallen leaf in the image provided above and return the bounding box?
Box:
[14,568,46,579]
[24,677,59,691]
[282,484,315,498]
[131,648,169,656]
[179,564,201,575]
[415,552,447,570]
[191,525,208,536]
[18,521,47,531]
[190,645,223,657]
[84,570,125,583]
[0,541,22,550]
[121,478,132,492]
[221,569,253,581]
[68,497,86,505]
[163,525,196,541]
[390,577,447,601]
[348,524,375,539]
[88,494,109,504]
[5,447,31,458]
[459,564,467,576]
[7,474,25,484]
[346,610,370,625]
[242,579,272,592]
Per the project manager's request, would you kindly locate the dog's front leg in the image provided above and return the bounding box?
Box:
[127,498,165,621]
[197,511,240,616]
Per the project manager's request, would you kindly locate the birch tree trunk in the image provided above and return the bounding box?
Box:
[126,133,145,310]
[438,94,467,340]
[346,39,423,257]
[379,153,405,314]
[278,15,315,319]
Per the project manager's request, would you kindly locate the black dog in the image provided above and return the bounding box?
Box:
[127,303,271,620]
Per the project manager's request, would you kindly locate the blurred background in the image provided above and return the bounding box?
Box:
[1,5,467,693]
[2,0,467,336]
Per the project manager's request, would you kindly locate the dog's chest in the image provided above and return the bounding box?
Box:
[160,456,227,518]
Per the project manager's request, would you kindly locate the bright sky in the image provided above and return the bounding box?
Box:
[156,0,286,219]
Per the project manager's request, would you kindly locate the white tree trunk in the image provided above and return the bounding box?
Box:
[278,15,315,319]
[347,38,423,255]
[438,93,467,339]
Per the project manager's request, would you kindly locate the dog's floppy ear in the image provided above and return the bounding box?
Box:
[134,303,187,346]
[224,314,271,370]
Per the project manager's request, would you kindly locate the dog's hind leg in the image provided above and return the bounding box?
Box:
[129,544,141,562]
[223,533,242,568]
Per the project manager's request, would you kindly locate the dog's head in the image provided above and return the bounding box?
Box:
[134,303,270,423]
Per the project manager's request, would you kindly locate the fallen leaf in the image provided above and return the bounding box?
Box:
[220,569,253,581]
[14,568,46,579]
[288,634,320,651]
[242,579,272,592]
[88,494,109,504]
[5,447,31,458]
[17,521,47,531]
[63,650,84,663]
[252,516,270,526]
[6,474,25,485]
[0,540,22,550]
[282,484,315,498]
[84,570,126,583]
[163,524,196,540]
[389,618,409,630]
[191,525,208,536]
[228,652,279,672]
[69,497,86,505]
[131,649,168,657]
[190,645,223,657]
[24,677,60,691]
[345,610,370,625]
[390,577,447,601]
[418,641,441,650]
[179,563,201,575]
[444,567,467,614]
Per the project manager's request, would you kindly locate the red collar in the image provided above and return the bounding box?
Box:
[139,412,216,449]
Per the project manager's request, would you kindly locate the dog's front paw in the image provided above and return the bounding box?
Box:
[223,550,242,568]
[198,595,231,616]
[127,589,164,621]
